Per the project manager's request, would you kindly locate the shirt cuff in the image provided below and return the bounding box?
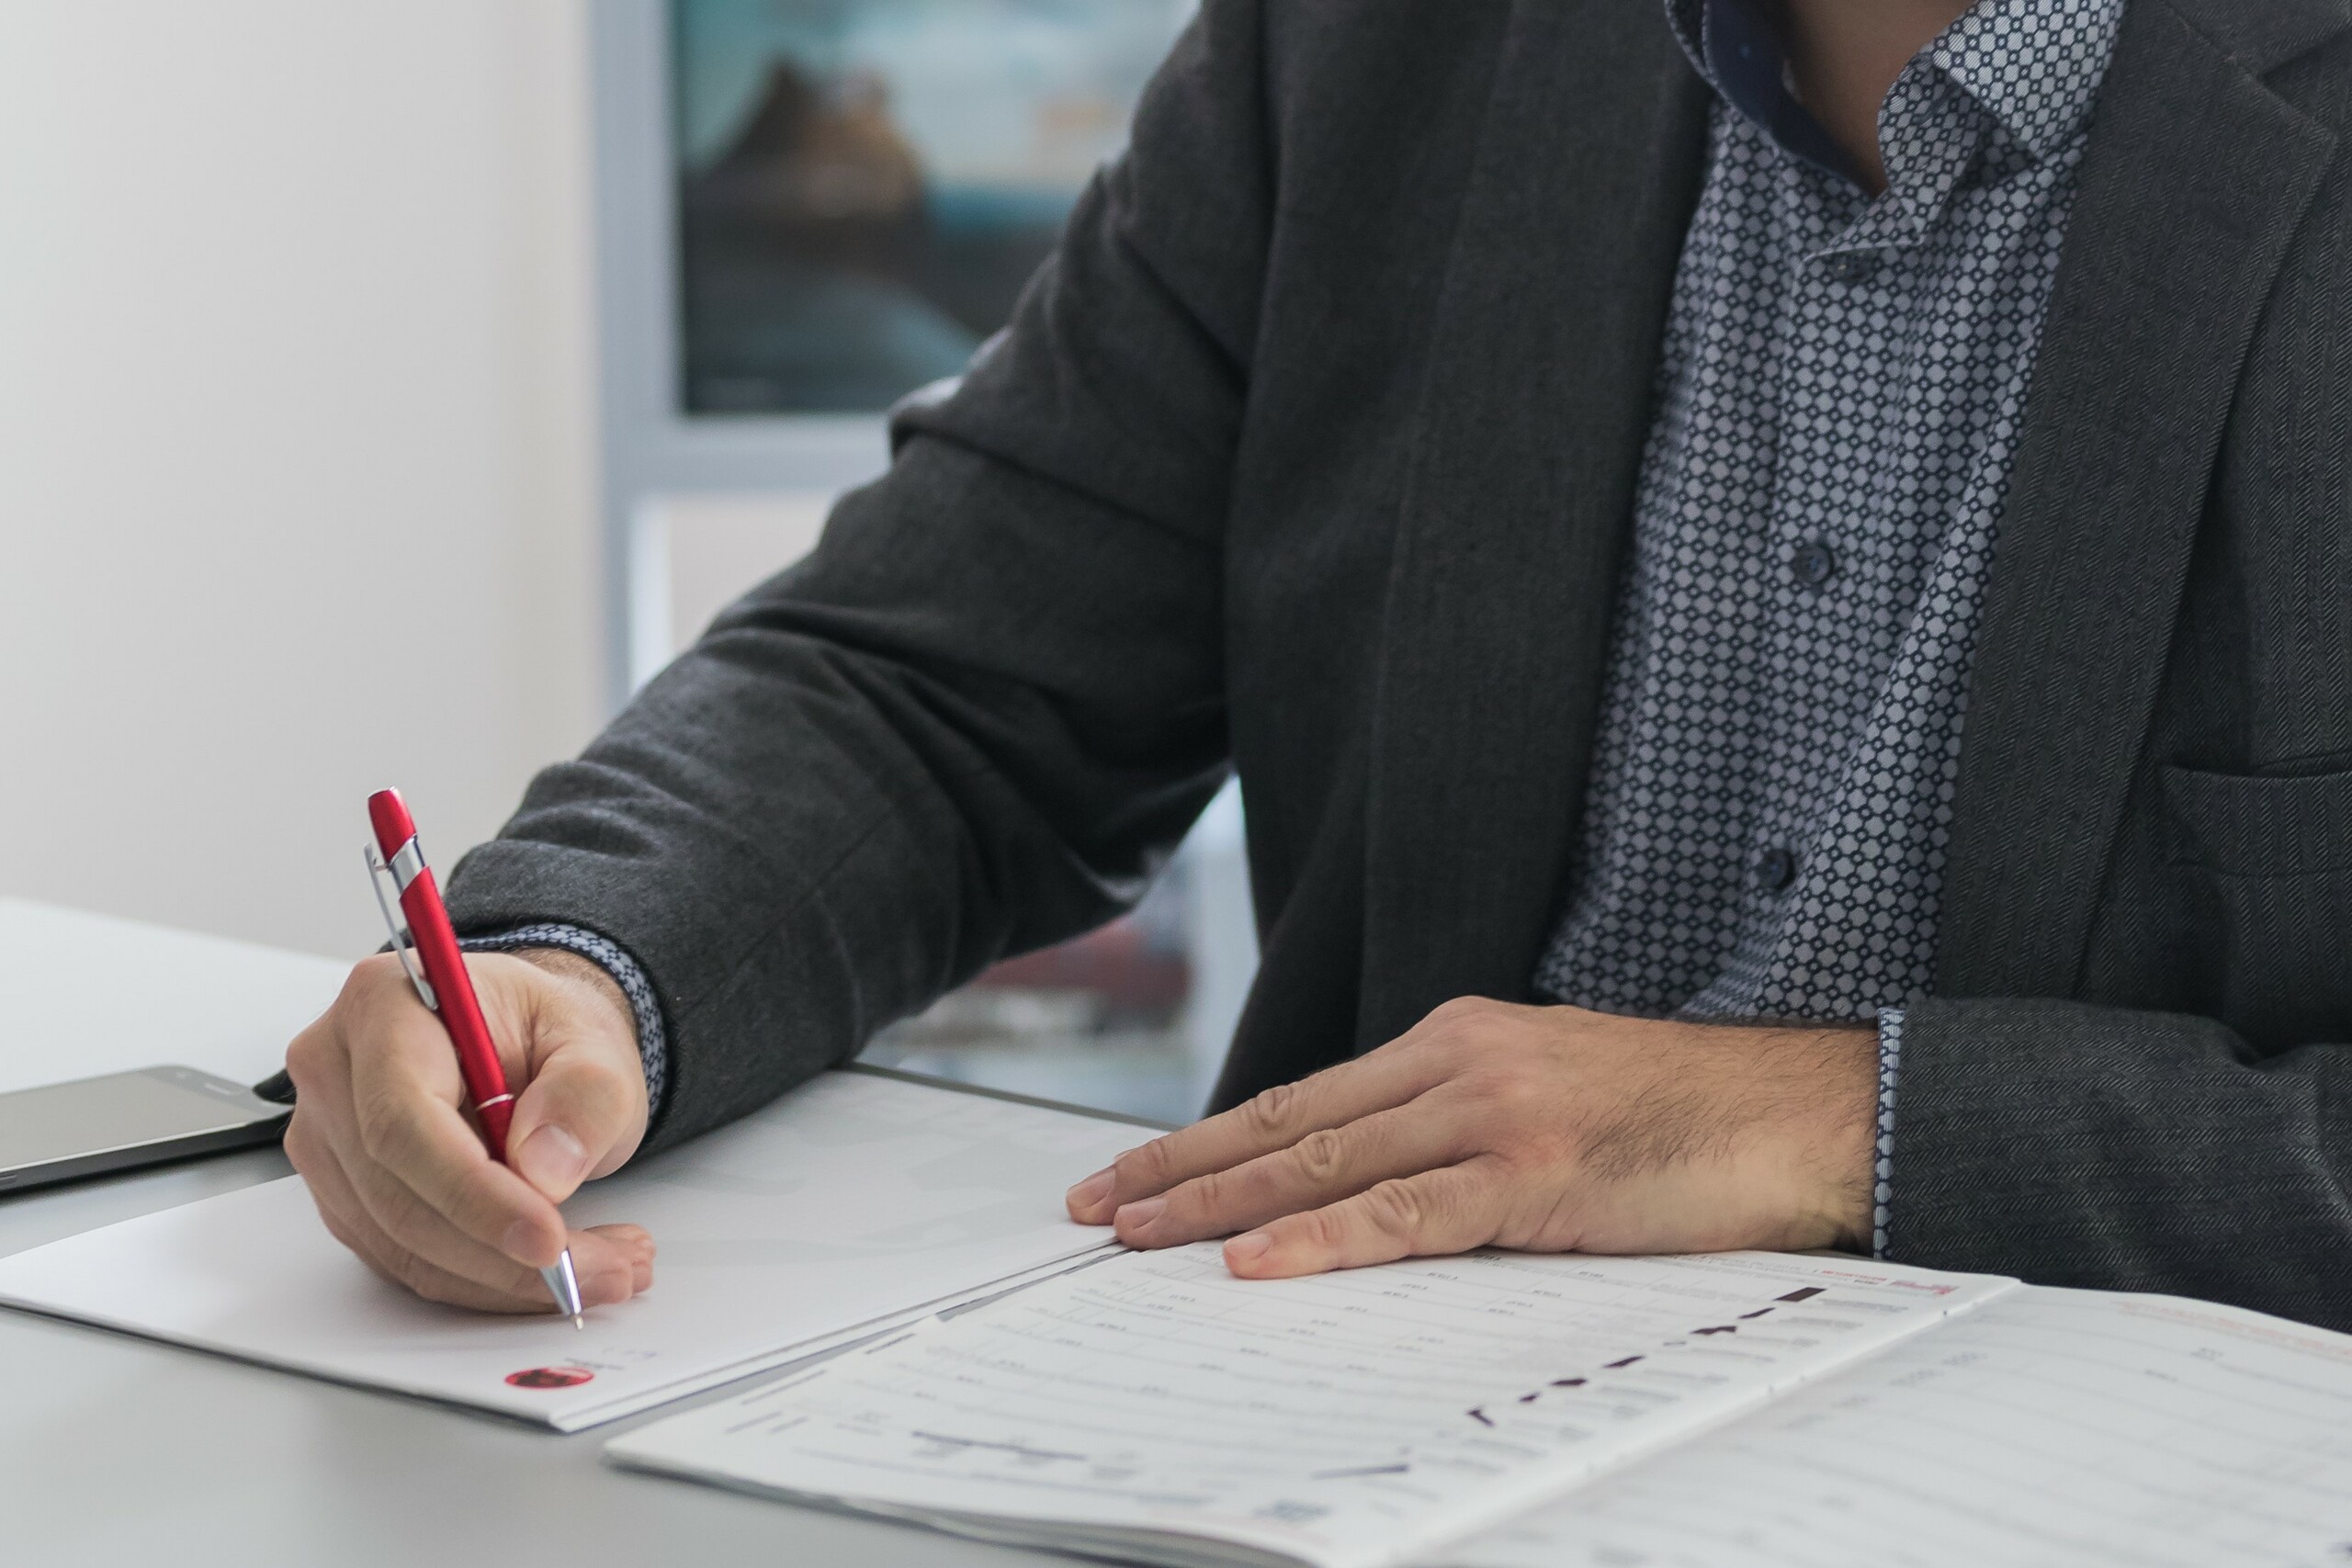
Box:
[458,924,669,1122]
[1871,1007,1904,1259]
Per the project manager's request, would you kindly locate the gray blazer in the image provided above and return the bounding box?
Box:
[448,0,2352,1327]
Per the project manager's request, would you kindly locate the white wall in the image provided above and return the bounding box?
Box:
[0,1,603,959]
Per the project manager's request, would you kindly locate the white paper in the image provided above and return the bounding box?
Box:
[0,1070,1148,1428]
[1437,1284,2352,1568]
[608,1242,2013,1568]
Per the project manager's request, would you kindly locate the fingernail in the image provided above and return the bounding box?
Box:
[1114,1196,1166,1232]
[1066,1168,1114,1213]
[1227,1232,1271,1267]
[514,1124,588,1194]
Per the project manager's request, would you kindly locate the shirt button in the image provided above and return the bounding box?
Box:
[1757,848,1798,893]
[1791,539,1837,589]
[1826,252,1881,286]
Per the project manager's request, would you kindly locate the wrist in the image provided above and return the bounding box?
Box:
[1638,1015,1881,1254]
[1719,1021,1877,1254]
[509,946,639,1050]
[1797,1024,1879,1254]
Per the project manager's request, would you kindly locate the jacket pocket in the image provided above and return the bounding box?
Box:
[2161,763,2352,1044]
[2164,763,2352,876]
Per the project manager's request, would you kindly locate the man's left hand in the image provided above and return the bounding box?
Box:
[1065,998,1878,1278]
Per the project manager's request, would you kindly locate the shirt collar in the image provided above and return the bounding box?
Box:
[1666,0,2125,182]
[1929,0,2124,160]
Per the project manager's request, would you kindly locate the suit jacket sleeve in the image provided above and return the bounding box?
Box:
[1891,997,2352,1327]
[442,2,1272,1155]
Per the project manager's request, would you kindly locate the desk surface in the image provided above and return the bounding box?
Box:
[0,899,1039,1566]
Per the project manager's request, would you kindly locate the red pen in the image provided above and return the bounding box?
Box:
[365,787,585,1327]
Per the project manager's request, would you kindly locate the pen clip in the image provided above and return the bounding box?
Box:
[365,842,439,1013]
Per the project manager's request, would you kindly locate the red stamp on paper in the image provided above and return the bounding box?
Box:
[504,1365,595,1390]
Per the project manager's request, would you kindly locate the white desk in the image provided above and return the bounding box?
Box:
[0,899,1044,1566]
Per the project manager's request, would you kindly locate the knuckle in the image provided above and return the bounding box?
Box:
[1296,1205,1351,1252]
[1425,997,1507,1038]
[1418,998,1517,1061]
[1363,1179,1430,1236]
[348,953,408,1000]
[1293,1127,1351,1186]
[1182,1168,1233,1215]
[1426,996,1490,1028]
[1243,1080,1302,1141]
[283,1027,330,1089]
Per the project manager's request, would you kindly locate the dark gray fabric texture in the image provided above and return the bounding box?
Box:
[445,0,2352,1329]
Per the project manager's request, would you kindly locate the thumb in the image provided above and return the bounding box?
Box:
[496,963,649,1204]
[506,1042,646,1203]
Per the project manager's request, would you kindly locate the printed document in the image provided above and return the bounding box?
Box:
[0,1069,1147,1429]
[611,1244,2352,1568]
[607,1243,2010,1567]
[1438,1285,2352,1568]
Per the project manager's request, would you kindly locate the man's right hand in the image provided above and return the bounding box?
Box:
[283,948,654,1314]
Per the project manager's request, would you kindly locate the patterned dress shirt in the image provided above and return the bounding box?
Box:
[1532,0,2125,1255]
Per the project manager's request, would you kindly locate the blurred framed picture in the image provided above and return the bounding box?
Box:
[672,0,1194,414]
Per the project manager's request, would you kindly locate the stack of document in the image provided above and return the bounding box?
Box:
[0,1068,1148,1428]
[607,1242,2352,1568]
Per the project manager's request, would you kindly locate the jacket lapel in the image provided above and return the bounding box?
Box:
[1354,2,1710,1047]
[1936,0,2346,996]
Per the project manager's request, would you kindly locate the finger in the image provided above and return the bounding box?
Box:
[305,1138,653,1313]
[288,1114,394,1271]
[366,1224,637,1315]
[1114,1101,1470,1249]
[344,1015,574,1269]
[298,1013,572,1281]
[299,1117,546,1304]
[585,1223,659,1297]
[338,1086,657,1305]
[1067,1046,1453,1224]
[504,1041,648,1204]
[372,1219,651,1314]
[284,1058,398,1287]
[286,1081,428,1290]
[549,1224,654,1309]
[338,1132,604,1297]
[291,955,646,1295]
[1222,1161,1505,1279]
[292,1128,549,1311]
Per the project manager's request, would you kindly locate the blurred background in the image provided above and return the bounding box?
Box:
[0,0,1242,1124]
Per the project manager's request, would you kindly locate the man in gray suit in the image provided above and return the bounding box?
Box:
[282,0,2352,1330]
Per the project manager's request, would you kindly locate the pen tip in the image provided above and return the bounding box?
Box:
[573,1315,585,1331]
